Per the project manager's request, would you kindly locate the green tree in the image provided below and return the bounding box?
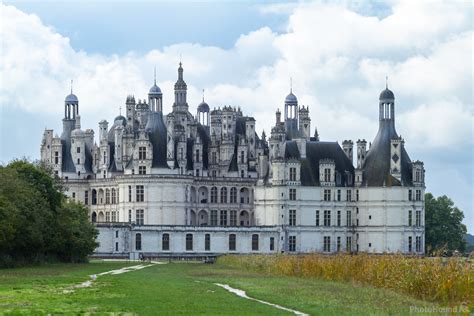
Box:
[0,160,98,267]
[425,193,467,253]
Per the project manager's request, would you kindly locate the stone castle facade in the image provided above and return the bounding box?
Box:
[41,63,425,258]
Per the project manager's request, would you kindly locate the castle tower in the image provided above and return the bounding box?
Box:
[284,87,298,138]
[173,62,188,112]
[148,67,163,113]
[298,105,311,140]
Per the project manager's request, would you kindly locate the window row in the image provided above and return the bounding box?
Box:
[288,235,352,252]
[189,209,253,227]
[89,188,119,205]
[192,186,251,204]
[408,210,422,227]
[91,211,119,223]
[134,233,275,252]
[408,189,423,201]
[289,210,353,227]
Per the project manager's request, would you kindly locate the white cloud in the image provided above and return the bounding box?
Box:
[1,2,472,149]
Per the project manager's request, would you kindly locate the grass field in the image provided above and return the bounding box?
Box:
[0,259,447,315]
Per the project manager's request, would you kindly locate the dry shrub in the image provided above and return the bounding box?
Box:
[218,253,473,306]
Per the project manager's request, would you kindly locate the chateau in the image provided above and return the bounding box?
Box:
[40,63,425,258]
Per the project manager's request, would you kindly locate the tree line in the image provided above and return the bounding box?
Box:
[0,160,98,267]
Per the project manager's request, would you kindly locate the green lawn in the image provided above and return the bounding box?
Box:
[0,260,439,315]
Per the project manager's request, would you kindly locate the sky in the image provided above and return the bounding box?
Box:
[0,1,472,232]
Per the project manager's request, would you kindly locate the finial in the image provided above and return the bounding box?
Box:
[290,77,293,93]
[202,89,205,102]
[70,79,73,94]
[154,66,156,85]
[385,76,388,89]
[179,53,182,67]
[119,105,122,116]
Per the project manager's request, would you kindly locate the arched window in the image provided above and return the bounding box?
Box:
[210,187,218,203]
[186,234,193,251]
[92,189,97,205]
[220,187,227,203]
[135,233,142,251]
[111,189,117,204]
[91,212,97,223]
[162,233,170,251]
[230,187,237,203]
[240,188,250,204]
[252,234,259,251]
[105,189,110,204]
[229,234,236,251]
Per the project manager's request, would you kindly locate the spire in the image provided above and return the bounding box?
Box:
[202,89,205,102]
[385,75,388,89]
[70,79,73,94]
[154,66,157,85]
[290,77,293,93]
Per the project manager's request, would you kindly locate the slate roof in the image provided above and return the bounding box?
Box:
[362,121,412,186]
[145,112,169,168]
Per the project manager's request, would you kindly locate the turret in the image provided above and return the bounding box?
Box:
[298,105,311,140]
[342,140,353,163]
[173,62,188,112]
[148,67,163,113]
[284,89,298,137]
[356,139,367,169]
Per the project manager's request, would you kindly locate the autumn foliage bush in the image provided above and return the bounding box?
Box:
[219,253,473,306]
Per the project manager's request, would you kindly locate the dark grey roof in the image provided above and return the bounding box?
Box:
[60,120,76,173]
[196,124,210,170]
[149,84,162,95]
[145,112,169,168]
[65,93,78,103]
[379,88,395,100]
[197,101,210,112]
[285,141,300,159]
[300,141,355,186]
[285,92,298,103]
[362,121,412,186]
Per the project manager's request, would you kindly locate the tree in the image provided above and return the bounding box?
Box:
[0,160,98,267]
[425,193,467,254]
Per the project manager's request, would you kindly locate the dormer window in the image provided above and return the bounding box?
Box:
[139,147,146,160]
[324,168,331,182]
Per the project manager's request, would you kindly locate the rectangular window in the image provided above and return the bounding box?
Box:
[408,210,412,226]
[416,190,422,201]
[289,167,296,181]
[212,152,217,164]
[139,147,147,160]
[128,209,132,223]
[324,210,331,226]
[324,168,331,182]
[252,234,259,251]
[315,210,320,226]
[346,190,352,201]
[337,189,341,201]
[408,236,413,253]
[135,233,141,251]
[270,237,275,251]
[139,166,146,175]
[136,185,144,202]
[289,209,296,226]
[220,210,227,226]
[408,189,413,201]
[346,210,352,226]
[324,236,331,252]
[416,210,421,227]
[128,186,132,202]
[337,236,341,252]
[54,151,59,164]
[346,236,352,252]
[210,210,218,226]
[230,188,237,203]
[356,189,359,201]
[111,211,116,222]
[229,210,237,226]
[205,234,211,251]
[106,211,110,222]
[289,188,296,201]
[136,209,144,225]
[162,234,170,251]
[288,235,296,252]
[115,242,118,251]
[324,189,331,201]
[84,191,89,205]
[196,149,200,163]
[229,234,236,251]
[415,236,421,252]
[337,210,341,226]
[186,234,193,251]
[106,189,110,204]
